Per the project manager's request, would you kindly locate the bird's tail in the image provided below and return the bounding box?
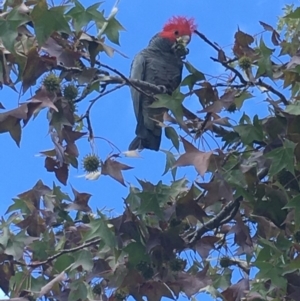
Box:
[128,130,161,151]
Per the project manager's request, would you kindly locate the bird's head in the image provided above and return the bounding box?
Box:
[159,16,196,56]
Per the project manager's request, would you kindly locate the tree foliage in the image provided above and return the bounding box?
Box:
[1,1,300,301]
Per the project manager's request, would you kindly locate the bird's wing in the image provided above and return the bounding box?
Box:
[129,52,146,121]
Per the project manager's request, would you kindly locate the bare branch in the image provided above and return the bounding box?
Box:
[14,238,101,268]
[99,76,167,95]
[257,79,289,106]
[194,30,220,52]
[188,196,242,246]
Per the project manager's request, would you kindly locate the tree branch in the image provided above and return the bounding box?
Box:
[99,76,167,95]
[194,30,220,52]
[211,57,248,85]
[188,196,242,246]
[257,79,289,106]
[14,238,101,268]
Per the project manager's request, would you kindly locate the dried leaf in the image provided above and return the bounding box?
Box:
[221,277,249,301]
[101,157,133,186]
[173,137,212,176]
[259,21,274,32]
[176,184,208,222]
[67,186,92,212]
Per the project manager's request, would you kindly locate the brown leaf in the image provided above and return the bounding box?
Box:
[62,126,86,143]
[176,265,212,298]
[195,82,218,107]
[196,176,233,207]
[22,47,57,93]
[288,284,300,301]
[45,157,57,172]
[176,184,207,222]
[54,163,69,185]
[65,142,79,157]
[259,21,274,32]
[195,236,221,259]
[173,137,212,176]
[67,186,92,212]
[252,215,279,239]
[16,209,46,237]
[17,180,51,209]
[220,89,237,108]
[218,49,227,62]
[42,36,81,68]
[199,100,223,114]
[101,157,133,186]
[30,85,59,112]
[139,281,174,301]
[230,213,253,255]
[271,30,281,46]
[234,29,254,47]
[221,277,249,301]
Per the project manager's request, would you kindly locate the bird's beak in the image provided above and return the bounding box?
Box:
[176,35,191,46]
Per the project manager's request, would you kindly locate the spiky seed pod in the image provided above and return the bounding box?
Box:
[169,258,186,271]
[226,103,237,113]
[220,256,232,268]
[276,169,299,190]
[238,56,252,70]
[136,261,154,279]
[115,289,127,301]
[43,73,61,93]
[92,283,102,295]
[142,266,154,279]
[83,154,100,173]
[63,84,78,101]
[81,214,90,223]
[67,99,77,113]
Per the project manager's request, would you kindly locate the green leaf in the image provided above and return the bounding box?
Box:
[265,139,296,177]
[71,250,93,271]
[234,116,264,145]
[182,61,205,90]
[256,38,274,78]
[285,7,300,18]
[0,226,10,248]
[0,6,30,52]
[285,102,300,115]
[283,194,300,229]
[67,1,105,33]
[161,150,177,180]
[136,192,163,218]
[84,212,117,250]
[31,0,71,46]
[123,241,149,265]
[151,89,184,123]
[164,127,179,151]
[69,281,88,301]
[235,91,253,109]
[101,16,125,45]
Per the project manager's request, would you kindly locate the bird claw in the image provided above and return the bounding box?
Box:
[157,85,168,93]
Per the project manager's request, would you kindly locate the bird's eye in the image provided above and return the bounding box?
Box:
[174,30,179,36]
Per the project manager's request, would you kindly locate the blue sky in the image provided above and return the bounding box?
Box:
[0,0,297,300]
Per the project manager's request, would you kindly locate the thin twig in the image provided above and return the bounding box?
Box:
[99,63,157,98]
[257,79,289,106]
[194,30,220,52]
[211,57,248,85]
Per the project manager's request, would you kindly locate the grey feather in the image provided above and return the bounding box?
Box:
[128,34,184,151]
